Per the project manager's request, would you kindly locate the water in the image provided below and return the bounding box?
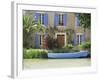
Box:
[23,58,91,69]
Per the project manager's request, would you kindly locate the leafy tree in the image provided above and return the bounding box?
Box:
[23,15,35,48]
[45,27,57,38]
[78,13,91,31]
[45,27,57,49]
[65,29,74,44]
[23,15,46,48]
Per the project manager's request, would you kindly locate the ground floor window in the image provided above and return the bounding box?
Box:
[76,33,83,45]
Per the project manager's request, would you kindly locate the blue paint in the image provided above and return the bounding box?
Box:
[34,13,40,22]
[77,17,80,26]
[44,13,48,27]
[75,14,80,28]
[63,14,67,27]
[42,14,44,24]
[82,33,85,43]
[74,33,77,45]
[48,51,89,59]
[35,33,39,48]
[54,14,59,26]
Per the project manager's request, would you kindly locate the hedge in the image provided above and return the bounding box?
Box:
[48,48,79,53]
[23,49,48,59]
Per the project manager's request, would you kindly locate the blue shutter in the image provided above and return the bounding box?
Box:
[44,13,48,27]
[75,14,80,28]
[82,33,85,43]
[35,33,39,48]
[77,17,80,26]
[63,14,67,26]
[34,13,40,22]
[74,33,77,45]
[54,14,59,26]
[42,14,44,24]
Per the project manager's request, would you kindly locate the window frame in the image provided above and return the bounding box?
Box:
[76,33,83,45]
[58,14,64,25]
[38,13,45,25]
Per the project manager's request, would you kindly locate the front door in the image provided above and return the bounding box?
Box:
[57,35,65,48]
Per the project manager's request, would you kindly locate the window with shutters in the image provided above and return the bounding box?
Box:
[38,14,45,25]
[58,14,64,26]
[76,33,83,45]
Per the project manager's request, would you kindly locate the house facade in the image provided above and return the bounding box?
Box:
[24,11,90,49]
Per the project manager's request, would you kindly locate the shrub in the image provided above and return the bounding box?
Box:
[48,48,79,53]
[23,49,33,59]
[80,41,91,51]
[41,51,48,58]
[23,49,48,59]
[65,44,74,49]
[46,35,58,49]
[79,41,91,58]
[72,45,79,51]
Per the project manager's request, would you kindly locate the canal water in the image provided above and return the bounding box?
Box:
[23,58,91,69]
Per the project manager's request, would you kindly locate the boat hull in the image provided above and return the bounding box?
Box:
[48,51,89,59]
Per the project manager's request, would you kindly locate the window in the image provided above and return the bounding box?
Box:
[58,14,64,25]
[42,14,44,24]
[38,14,45,25]
[35,13,48,26]
[76,34,83,45]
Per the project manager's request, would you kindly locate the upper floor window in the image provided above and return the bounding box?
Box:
[38,14,45,25]
[54,13,67,26]
[34,13,48,27]
[58,14,64,25]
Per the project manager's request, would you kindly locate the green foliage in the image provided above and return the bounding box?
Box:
[79,41,91,57]
[46,27,63,49]
[23,49,48,59]
[48,48,79,53]
[65,44,74,49]
[80,41,91,51]
[23,15,46,48]
[23,49,33,59]
[72,45,80,51]
[46,35,58,49]
[78,13,91,31]
[40,51,48,58]
[65,29,74,44]
[23,15,36,48]
[46,27,57,38]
